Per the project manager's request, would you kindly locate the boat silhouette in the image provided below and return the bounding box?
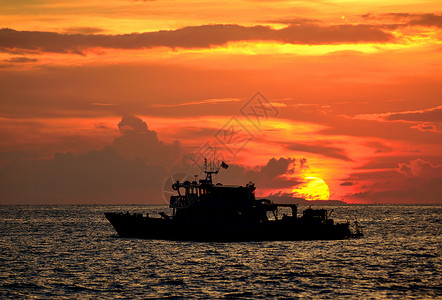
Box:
[105,159,362,241]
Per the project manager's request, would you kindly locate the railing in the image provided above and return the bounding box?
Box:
[169,195,199,208]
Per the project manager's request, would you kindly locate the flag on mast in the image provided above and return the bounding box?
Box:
[221,161,229,169]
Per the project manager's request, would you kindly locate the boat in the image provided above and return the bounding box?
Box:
[105,160,363,241]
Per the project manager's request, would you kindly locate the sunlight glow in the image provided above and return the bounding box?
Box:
[292,176,330,200]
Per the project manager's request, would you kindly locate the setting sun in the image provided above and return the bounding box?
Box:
[0,1,441,206]
[292,177,331,201]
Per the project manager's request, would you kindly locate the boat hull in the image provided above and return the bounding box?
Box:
[105,212,354,241]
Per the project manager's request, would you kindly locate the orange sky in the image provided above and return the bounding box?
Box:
[0,0,441,204]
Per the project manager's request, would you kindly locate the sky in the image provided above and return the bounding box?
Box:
[0,0,441,205]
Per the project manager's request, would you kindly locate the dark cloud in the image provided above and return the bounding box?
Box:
[113,115,181,166]
[345,176,442,204]
[408,13,442,27]
[118,114,149,133]
[0,115,182,204]
[260,157,296,177]
[384,13,442,28]
[63,27,105,34]
[364,141,393,153]
[0,147,169,204]
[216,157,303,189]
[0,150,40,162]
[344,159,442,204]
[276,24,392,45]
[0,116,182,204]
[361,13,442,28]
[0,116,303,204]
[0,23,394,54]
[352,154,442,171]
[285,142,351,161]
[397,159,442,178]
[340,181,354,186]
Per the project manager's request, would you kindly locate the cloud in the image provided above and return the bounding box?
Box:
[216,157,303,189]
[0,56,38,68]
[2,56,38,63]
[386,106,442,123]
[411,123,440,133]
[0,150,40,162]
[267,13,442,28]
[90,102,118,107]
[276,24,392,44]
[0,115,183,204]
[406,13,442,27]
[63,27,105,34]
[285,141,352,161]
[0,23,394,54]
[382,13,442,28]
[151,98,241,108]
[260,157,296,177]
[118,114,149,133]
[397,159,442,178]
[345,176,442,204]
[340,181,354,186]
[0,116,306,204]
[343,159,442,204]
[0,148,169,204]
[364,141,393,153]
[354,105,442,123]
[353,106,442,133]
[113,115,181,166]
[360,13,442,28]
[260,17,320,25]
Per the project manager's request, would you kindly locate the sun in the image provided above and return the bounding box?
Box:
[292,176,330,200]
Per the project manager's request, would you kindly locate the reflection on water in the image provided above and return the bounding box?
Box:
[0,205,440,299]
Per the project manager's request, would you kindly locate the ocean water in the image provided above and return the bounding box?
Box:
[0,205,440,299]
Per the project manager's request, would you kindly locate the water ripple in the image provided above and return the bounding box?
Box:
[0,205,441,299]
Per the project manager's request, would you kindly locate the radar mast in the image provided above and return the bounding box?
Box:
[204,158,220,184]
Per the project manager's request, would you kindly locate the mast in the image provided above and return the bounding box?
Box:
[204,158,219,184]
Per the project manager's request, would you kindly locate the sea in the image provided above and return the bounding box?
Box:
[0,205,440,299]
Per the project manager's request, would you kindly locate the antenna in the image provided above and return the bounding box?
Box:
[203,157,222,184]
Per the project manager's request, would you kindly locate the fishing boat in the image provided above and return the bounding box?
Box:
[105,160,362,241]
